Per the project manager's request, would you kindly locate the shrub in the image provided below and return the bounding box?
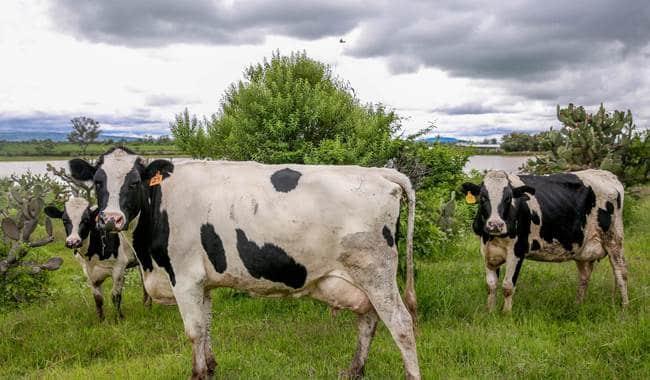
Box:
[171,51,400,166]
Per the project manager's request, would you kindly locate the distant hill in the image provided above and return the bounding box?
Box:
[419,136,462,144]
[0,131,141,142]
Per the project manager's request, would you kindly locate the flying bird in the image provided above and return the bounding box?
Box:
[339,38,346,43]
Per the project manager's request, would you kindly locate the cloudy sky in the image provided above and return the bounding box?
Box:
[1,0,649,140]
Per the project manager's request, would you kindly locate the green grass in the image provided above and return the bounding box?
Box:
[1,193,649,379]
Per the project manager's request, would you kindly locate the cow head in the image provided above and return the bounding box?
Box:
[44,197,98,249]
[68,147,173,232]
[461,171,535,236]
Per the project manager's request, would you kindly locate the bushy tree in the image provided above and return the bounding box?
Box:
[68,117,102,156]
[172,51,400,165]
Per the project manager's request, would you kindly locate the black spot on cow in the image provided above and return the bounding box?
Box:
[235,228,307,288]
[512,199,532,285]
[598,201,615,232]
[270,168,302,192]
[531,240,541,251]
[531,211,540,225]
[200,223,227,273]
[519,173,596,251]
[133,180,176,286]
[382,225,394,247]
[616,191,621,209]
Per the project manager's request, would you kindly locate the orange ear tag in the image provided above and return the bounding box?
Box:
[465,192,477,204]
[149,171,163,187]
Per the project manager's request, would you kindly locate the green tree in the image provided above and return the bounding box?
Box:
[500,132,541,152]
[67,117,102,156]
[172,51,400,165]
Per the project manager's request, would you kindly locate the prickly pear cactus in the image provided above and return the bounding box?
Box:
[0,173,62,275]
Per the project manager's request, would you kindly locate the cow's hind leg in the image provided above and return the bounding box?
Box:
[310,275,376,378]
[605,238,629,308]
[139,268,152,308]
[365,284,419,379]
[575,260,595,304]
[174,278,211,380]
[340,233,420,379]
[345,310,379,379]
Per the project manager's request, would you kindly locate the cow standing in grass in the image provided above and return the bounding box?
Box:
[69,148,420,380]
[45,197,152,320]
[462,169,628,312]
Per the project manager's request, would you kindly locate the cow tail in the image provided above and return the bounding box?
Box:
[383,171,417,325]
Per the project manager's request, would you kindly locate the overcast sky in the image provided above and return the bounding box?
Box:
[1,0,649,140]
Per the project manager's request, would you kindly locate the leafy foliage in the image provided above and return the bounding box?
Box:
[526,104,649,185]
[67,117,102,156]
[172,51,400,165]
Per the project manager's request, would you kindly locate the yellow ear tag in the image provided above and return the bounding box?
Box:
[465,192,477,204]
[149,171,163,187]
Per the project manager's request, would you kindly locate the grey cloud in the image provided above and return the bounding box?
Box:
[48,0,373,47]
[347,1,650,80]
[433,102,503,115]
[145,94,185,107]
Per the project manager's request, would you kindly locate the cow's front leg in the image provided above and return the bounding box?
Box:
[201,290,217,377]
[110,264,127,320]
[502,248,523,313]
[174,278,211,380]
[485,265,499,312]
[91,281,105,321]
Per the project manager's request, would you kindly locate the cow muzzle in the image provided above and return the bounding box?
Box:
[98,211,125,232]
[485,219,506,235]
[65,235,82,249]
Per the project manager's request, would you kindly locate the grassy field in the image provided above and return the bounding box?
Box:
[0,192,648,379]
[0,141,183,161]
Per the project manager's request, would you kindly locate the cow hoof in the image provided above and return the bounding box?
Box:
[340,366,364,380]
[190,371,210,380]
[206,356,217,376]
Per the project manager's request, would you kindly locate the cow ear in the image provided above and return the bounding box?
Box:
[461,182,481,196]
[513,185,535,197]
[44,205,64,219]
[69,159,96,181]
[144,159,174,180]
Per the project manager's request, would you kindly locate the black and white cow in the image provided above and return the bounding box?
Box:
[45,197,151,320]
[68,148,420,379]
[462,169,628,312]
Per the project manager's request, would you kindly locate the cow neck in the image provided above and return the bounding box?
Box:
[85,227,104,259]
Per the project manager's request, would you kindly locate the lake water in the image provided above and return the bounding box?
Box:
[0,155,533,178]
[463,155,532,174]
[0,158,188,178]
